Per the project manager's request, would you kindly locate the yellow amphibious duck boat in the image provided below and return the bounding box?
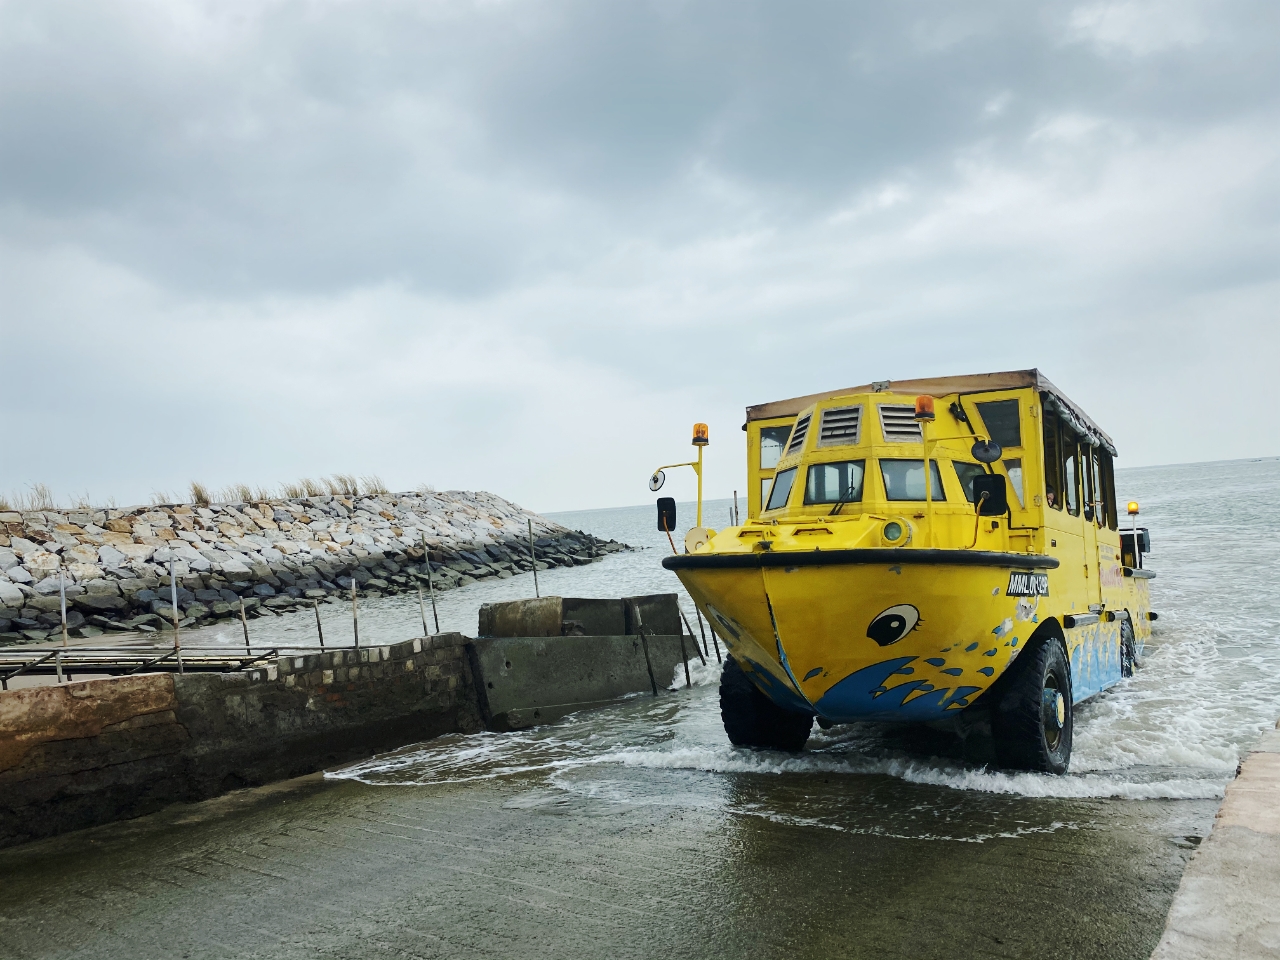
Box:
[653,370,1155,773]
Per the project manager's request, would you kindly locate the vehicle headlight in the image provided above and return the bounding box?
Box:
[882,520,911,546]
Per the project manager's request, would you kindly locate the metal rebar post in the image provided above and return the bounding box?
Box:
[59,569,69,647]
[676,625,693,688]
[417,582,429,638]
[314,600,325,649]
[678,609,707,665]
[695,607,720,663]
[421,533,439,633]
[350,578,360,648]
[239,597,251,655]
[55,649,64,683]
[527,519,540,598]
[628,601,659,696]
[169,557,183,674]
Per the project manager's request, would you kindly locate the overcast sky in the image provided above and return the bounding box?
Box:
[2,0,1277,512]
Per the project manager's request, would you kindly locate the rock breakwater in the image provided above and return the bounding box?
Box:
[0,491,623,644]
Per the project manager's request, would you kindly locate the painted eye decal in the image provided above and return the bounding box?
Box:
[867,604,921,646]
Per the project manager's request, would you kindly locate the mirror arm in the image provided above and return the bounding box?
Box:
[969,491,991,548]
[651,460,699,473]
[649,454,705,527]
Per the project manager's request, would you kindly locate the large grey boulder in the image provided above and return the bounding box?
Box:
[72,593,129,613]
[98,545,127,567]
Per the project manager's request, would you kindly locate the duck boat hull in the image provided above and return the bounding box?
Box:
[666,550,1078,723]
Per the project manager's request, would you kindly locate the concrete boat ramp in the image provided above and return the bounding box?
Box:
[0,595,1275,959]
[0,594,693,849]
[1151,721,1280,959]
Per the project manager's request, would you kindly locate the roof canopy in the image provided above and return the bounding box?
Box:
[745,369,1117,455]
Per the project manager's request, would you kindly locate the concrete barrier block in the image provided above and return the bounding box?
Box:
[478,599,628,638]
[468,633,687,731]
[479,597,562,637]
[561,598,625,636]
[623,594,682,638]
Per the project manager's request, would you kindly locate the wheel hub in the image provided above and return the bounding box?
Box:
[1041,688,1065,731]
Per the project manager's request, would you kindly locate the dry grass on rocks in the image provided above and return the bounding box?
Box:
[1,484,58,512]
[189,482,212,506]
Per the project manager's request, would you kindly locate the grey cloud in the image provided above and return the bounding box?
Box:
[4,0,1275,297]
[0,0,1277,509]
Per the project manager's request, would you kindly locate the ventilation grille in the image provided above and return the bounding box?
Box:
[878,404,923,442]
[785,414,812,456]
[818,405,862,447]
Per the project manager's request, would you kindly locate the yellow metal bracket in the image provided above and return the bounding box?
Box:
[650,445,705,527]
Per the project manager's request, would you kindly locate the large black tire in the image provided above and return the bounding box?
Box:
[720,656,813,752]
[1120,616,1140,678]
[991,636,1073,774]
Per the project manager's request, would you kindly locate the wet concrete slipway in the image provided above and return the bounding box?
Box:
[2,459,1279,960]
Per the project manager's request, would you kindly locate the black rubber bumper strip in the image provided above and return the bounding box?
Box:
[662,548,1060,571]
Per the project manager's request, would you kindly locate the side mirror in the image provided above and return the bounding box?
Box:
[971,439,1003,464]
[657,497,677,532]
[649,470,666,492]
[971,475,1008,516]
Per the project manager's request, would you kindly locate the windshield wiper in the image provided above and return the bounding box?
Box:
[829,496,857,517]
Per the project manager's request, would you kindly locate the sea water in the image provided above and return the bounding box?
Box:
[322,457,1280,816]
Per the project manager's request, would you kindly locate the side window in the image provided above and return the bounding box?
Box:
[765,467,798,511]
[952,462,987,503]
[1043,412,1064,510]
[759,426,792,470]
[1099,450,1118,530]
[1090,447,1106,527]
[976,400,1022,449]
[1064,440,1080,516]
[1003,458,1025,507]
[1085,446,1103,525]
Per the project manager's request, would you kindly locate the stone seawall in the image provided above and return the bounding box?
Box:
[0,633,481,849]
[0,490,623,644]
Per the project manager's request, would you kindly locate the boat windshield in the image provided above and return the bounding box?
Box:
[804,460,865,505]
[880,459,946,502]
[765,467,797,511]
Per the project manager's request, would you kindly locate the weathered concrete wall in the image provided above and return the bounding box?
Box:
[0,634,481,849]
[1151,720,1280,959]
[479,596,631,639]
[478,594,681,640]
[469,633,689,730]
